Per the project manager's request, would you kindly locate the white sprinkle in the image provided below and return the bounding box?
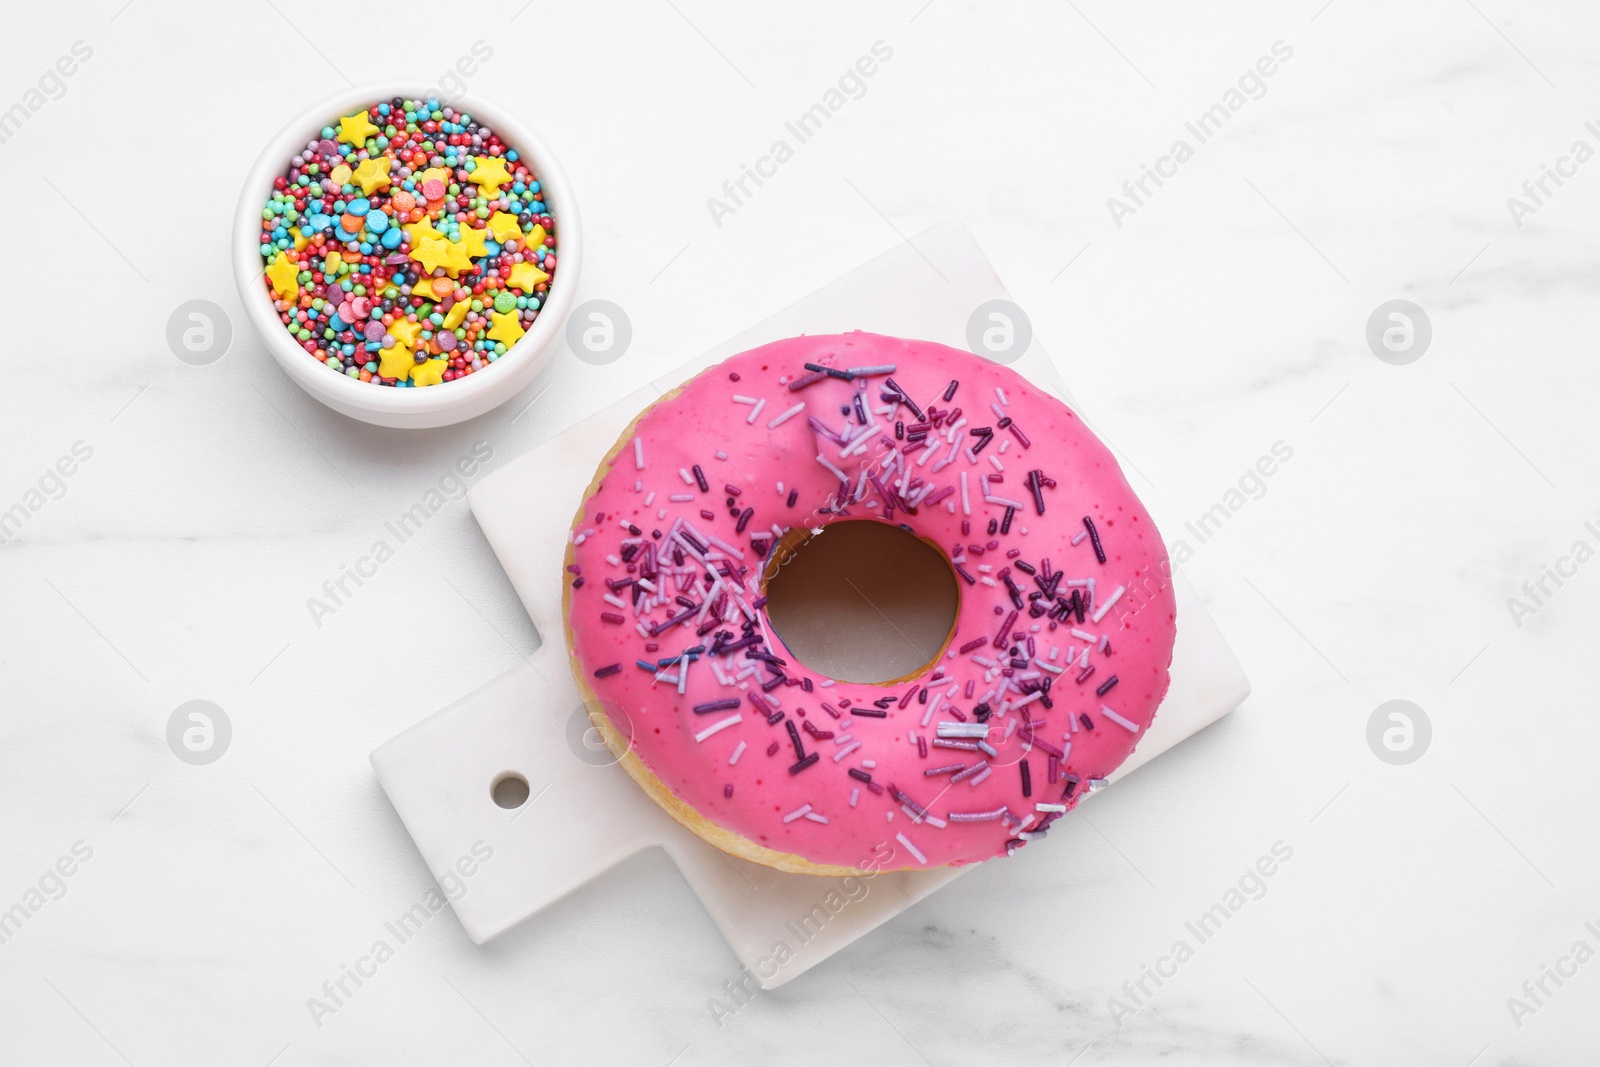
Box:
[1035,803,1067,813]
[832,740,863,762]
[968,766,992,787]
[1091,585,1126,623]
[938,723,990,738]
[728,740,747,764]
[960,470,971,515]
[896,832,928,865]
[783,803,813,823]
[679,468,694,485]
[746,398,766,424]
[1072,530,1087,545]
[995,386,1009,405]
[768,401,806,429]
[816,454,850,483]
[861,759,875,769]
[669,493,694,502]
[693,714,742,742]
[989,453,1004,472]
[634,479,643,492]
[803,811,830,824]
[732,394,759,404]
[776,480,785,495]
[1101,705,1140,732]
[603,592,627,609]
[1070,628,1096,643]
[644,491,656,506]
[633,438,645,469]
[850,788,860,807]
[716,450,728,460]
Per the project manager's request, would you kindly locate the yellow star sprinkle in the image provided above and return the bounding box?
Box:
[456,225,489,259]
[441,237,475,278]
[388,318,423,350]
[403,217,444,246]
[338,110,380,147]
[378,343,414,381]
[442,299,471,331]
[409,238,455,275]
[526,223,548,249]
[352,156,392,195]
[265,252,300,301]
[487,211,522,244]
[467,155,512,196]
[410,359,447,387]
[505,261,550,293]
[487,310,525,347]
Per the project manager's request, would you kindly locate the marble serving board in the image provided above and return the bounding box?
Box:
[370,223,1251,989]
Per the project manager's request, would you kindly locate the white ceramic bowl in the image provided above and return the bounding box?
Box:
[232,84,581,428]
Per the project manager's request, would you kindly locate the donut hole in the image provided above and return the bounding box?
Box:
[490,772,531,809]
[763,520,960,684]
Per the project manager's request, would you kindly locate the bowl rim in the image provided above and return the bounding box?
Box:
[231,82,581,416]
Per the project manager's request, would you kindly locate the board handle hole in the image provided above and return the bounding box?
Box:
[491,772,531,809]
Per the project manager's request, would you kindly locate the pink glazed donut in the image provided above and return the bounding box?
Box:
[563,333,1176,875]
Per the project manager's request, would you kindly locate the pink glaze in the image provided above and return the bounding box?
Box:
[566,334,1176,869]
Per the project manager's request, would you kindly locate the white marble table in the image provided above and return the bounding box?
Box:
[3,2,1597,1065]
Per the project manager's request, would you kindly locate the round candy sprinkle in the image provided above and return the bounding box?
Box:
[257,97,558,388]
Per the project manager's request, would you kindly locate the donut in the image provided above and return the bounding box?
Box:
[563,333,1176,874]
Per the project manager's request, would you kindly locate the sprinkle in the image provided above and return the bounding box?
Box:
[895,832,928,865]
[693,465,710,492]
[816,454,850,483]
[850,788,860,807]
[768,402,806,428]
[1035,802,1067,813]
[693,714,742,742]
[633,438,645,468]
[804,811,830,824]
[1020,758,1033,797]
[788,369,828,391]
[1091,585,1125,623]
[783,803,813,823]
[948,806,1007,822]
[832,740,863,761]
[1082,516,1106,563]
[1101,704,1140,732]
[728,741,746,764]
[924,762,967,776]
[960,471,971,515]
[949,760,990,784]
[789,753,821,774]
[746,398,767,424]
[845,364,896,376]
[679,468,694,485]
[593,664,622,678]
[936,723,990,738]
[692,698,742,714]
[1096,675,1119,696]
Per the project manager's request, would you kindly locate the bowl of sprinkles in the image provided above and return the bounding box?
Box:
[233,86,580,428]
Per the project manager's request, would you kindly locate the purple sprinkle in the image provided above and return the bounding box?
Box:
[1083,516,1106,563]
[693,698,742,714]
[593,664,622,678]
